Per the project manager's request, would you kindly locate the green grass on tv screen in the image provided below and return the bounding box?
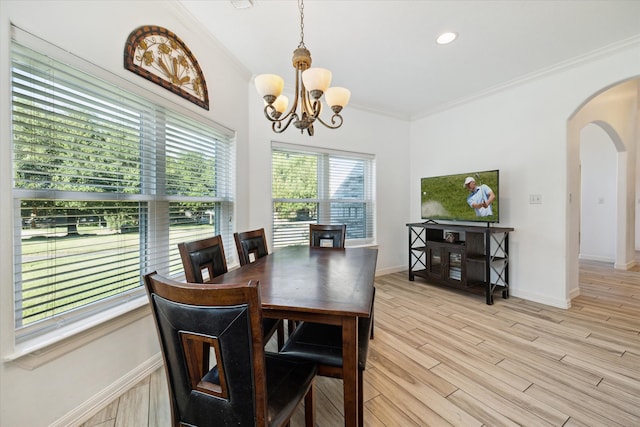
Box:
[421,170,499,223]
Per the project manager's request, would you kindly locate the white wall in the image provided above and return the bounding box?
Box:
[409,43,640,308]
[0,1,410,425]
[579,124,617,262]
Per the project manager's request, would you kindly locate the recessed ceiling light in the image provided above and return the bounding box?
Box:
[436,32,457,45]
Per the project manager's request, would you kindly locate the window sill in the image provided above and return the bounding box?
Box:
[4,295,150,370]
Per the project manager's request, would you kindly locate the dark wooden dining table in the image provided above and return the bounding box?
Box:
[209,245,378,427]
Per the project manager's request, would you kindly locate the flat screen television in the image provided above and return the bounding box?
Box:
[421,169,499,223]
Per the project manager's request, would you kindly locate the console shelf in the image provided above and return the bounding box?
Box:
[407,222,514,304]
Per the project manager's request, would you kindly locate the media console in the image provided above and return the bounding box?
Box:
[407,222,514,304]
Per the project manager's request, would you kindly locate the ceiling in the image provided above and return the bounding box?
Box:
[177,0,640,120]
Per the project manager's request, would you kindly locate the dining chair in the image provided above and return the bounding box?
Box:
[277,224,349,335]
[307,224,375,339]
[144,272,317,427]
[279,288,375,427]
[309,223,346,248]
[178,235,284,350]
[233,228,286,349]
[178,235,228,283]
[234,228,269,266]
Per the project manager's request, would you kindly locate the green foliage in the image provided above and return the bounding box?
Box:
[15,101,217,232]
[166,150,216,196]
[272,151,318,219]
[13,102,140,193]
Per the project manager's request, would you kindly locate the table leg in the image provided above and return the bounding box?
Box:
[342,316,358,427]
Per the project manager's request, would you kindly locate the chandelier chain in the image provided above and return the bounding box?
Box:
[298,0,305,48]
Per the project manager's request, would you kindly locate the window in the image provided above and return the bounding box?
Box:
[11,34,234,342]
[271,142,375,247]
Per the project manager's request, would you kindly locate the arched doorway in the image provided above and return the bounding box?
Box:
[567,78,639,301]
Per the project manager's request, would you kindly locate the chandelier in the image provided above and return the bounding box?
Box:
[254,0,350,136]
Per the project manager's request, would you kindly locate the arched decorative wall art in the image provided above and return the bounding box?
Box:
[124,25,209,110]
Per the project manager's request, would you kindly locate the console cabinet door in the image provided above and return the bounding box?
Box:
[426,244,443,280]
[444,246,466,285]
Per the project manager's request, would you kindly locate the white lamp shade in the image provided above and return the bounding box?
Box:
[255,74,284,98]
[272,95,289,114]
[302,68,332,93]
[324,87,351,108]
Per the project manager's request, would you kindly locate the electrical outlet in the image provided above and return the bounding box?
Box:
[529,194,542,204]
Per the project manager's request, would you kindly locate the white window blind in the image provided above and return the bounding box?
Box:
[271,142,375,247]
[11,36,234,341]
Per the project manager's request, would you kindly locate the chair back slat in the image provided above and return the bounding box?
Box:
[309,224,346,248]
[178,235,228,283]
[234,228,269,265]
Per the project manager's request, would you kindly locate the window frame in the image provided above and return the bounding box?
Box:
[7,27,236,358]
[271,141,376,248]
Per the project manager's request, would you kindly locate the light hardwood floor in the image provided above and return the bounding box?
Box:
[80,261,640,426]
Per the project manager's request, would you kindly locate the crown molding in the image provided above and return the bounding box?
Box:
[413,35,640,121]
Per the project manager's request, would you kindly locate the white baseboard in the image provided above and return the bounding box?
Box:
[614,259,637,270]
[578,254,615,263]
[510,289,571,309]
[579,254,636,271]
[567,286,581,302]
[50,353,163,427]
[375,265,405,276]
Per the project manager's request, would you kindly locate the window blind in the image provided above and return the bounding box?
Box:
[271,142,375,247]
[11,37,235,341]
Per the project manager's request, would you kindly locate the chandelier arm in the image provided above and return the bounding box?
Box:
[271,113,298,133]
[307,98,322,119]
[299,78,315,120]
[290,70,303,116]
[263,103,297,123]
[315,113,344,129]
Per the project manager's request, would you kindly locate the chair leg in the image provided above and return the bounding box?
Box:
[358,370,364,427]
[277,322,285,350]
[287,320,293,337]
[304,380,316,427]
[287,319,296,337]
